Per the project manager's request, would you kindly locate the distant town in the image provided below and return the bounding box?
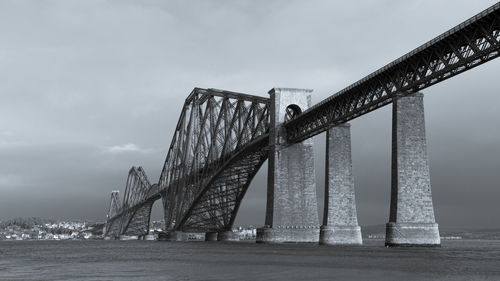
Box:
[0,217,257,241]
[1,217,499,241]
[0,217,106,241]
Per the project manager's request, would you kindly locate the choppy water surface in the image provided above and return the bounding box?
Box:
[0,239,499,281]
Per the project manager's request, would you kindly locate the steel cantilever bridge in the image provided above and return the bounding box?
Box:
[104,3,500,239]
[105,88,271,237]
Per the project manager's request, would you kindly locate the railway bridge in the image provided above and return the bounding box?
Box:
[104,3,500,246]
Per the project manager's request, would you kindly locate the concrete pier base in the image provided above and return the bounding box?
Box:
[259,88,320,244]
[205,232,218,241]
[165,231,204,241]
[217,231,239,242]
[385,222,440,247]
[319,124,362,245]
[119,235,139,240]
[165,231,185,241]
[143,234,156,241]
[256,226,320,243]
[386,93,440,247]
[320,226,362,245]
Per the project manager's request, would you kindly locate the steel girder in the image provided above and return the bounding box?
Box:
[285,3,500,143]
[106,190,121,219]
[159,88,270,232]
[104,190,121,236]
[178,136,269,232]
[104,167,160,237]
[122,167,154,208]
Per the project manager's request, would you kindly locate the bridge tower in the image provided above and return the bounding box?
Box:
[386,93,440,246]
[257,88,320,243]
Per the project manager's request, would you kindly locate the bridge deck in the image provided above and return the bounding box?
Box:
[285,2,500,143]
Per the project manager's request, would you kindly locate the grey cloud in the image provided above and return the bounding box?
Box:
[1,0,499,229]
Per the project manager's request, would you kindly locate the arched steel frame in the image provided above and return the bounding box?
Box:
[104,3,500,237]
[159,88,270,233]
[104,167,160,238]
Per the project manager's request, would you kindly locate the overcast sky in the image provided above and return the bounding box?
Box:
[1,0,499,229]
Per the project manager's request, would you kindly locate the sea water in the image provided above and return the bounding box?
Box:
[0,239,499,280]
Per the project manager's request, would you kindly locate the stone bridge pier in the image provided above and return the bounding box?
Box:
[256,89,440,246]
[320,123,362,245]
[386,92,440,247]
[257,88,320,243]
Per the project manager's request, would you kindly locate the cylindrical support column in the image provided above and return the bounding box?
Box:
[217,231,239,242]
[386,92,440,247]
[205,232,218,241]
[319,123,362,245]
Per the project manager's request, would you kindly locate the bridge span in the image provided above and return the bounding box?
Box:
[104,3,499,246]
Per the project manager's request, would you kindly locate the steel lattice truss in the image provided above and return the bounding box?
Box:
[107,190,121,219]
[104,167,160,237]
[159,88,270,232]
[178,136,268,232]
[104,3,500,236]
[285,3,500,143]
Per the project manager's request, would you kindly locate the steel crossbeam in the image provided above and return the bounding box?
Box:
[285,3,500,143]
